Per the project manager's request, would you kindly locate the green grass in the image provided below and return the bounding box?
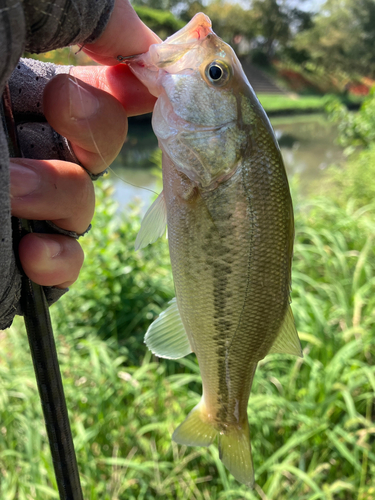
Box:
[1,177,375,499]
[257,94,326,114]
[258,93,364,116]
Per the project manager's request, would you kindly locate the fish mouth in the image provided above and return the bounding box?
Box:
[127,13,221,98]
[150,12,213,69]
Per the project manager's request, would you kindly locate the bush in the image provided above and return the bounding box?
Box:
[325,89,375,153]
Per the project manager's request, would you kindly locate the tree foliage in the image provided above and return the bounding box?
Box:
[132,0,374,80]
[133,5,184,39]
[293,0,375,76]
[204,2,256,50]
[251,0,290,59]
[324,89,375,206]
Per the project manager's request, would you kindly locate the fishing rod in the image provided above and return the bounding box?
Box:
[2,84,84,500]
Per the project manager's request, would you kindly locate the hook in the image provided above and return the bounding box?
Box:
[117,54,142,63]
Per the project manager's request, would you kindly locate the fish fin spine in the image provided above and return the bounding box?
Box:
[218,419,254,488]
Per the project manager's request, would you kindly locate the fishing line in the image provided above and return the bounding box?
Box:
[68,47,159,198]
[108,167,159,195]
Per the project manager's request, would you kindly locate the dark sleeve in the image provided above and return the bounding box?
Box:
[0,0,115,329]
[24,0,114,53]
[8,58,80,167]
[0,133,22,330]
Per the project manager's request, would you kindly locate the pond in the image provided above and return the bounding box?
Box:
[109,113,344,213]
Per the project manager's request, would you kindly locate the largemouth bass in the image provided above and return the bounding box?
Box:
[128,13,302,487]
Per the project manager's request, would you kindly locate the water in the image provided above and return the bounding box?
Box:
[109,114,344,213]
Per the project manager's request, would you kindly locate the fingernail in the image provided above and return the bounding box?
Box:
[36,234,62,260]
[10,161,41,197]
[68,77,99,120]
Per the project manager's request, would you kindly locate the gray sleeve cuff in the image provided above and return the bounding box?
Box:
[8,58,107,180]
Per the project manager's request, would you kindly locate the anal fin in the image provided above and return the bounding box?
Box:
[172,399,217,447]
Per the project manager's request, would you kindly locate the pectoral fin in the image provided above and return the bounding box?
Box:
[268,305,302,357]
[144,298,192,359]
[135,191,167,250]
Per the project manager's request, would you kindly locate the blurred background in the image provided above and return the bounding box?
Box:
[2,1,375,499]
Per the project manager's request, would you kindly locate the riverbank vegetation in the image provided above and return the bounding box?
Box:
[1,92,375,500]
[258,94,326,115]
[258,93,362,116]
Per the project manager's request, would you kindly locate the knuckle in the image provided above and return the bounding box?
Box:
[67,167,95,216]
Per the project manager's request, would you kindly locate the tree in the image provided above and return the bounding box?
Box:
[133,6,184,40]
[251,0,290,60]
[293,0,375,77]
[204,2,256,50]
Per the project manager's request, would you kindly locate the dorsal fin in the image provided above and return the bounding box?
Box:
[268,305,302,357]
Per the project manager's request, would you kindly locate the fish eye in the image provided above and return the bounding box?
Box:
[209,65,223,80]
[205,60,231,86]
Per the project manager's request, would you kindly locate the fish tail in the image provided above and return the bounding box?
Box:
[173,400,254,487]
[172,399,217,447]
[218,419,254,488]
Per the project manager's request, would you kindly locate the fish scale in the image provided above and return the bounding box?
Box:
[128,12,301,487]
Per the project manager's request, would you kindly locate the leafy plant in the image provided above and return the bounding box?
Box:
[325,89,375,152]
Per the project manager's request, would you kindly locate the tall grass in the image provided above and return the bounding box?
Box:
[1,179,375,499]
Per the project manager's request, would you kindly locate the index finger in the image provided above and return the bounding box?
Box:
[82,0,161,66]
[70,64,156,117]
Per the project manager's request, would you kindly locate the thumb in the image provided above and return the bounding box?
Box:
[82,0,161,66]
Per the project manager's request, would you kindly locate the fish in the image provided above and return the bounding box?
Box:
[127,13,302,487]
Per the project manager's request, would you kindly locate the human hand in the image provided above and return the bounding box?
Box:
[10,0,160,289]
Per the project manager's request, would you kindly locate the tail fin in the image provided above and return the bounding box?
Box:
[172,399,217,447]
[172,399,254,487]
[219,420,254,488]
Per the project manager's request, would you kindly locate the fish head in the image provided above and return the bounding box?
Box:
[128,13,274,190]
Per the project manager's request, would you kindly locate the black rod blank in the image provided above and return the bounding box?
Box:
[20,249,84,500]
